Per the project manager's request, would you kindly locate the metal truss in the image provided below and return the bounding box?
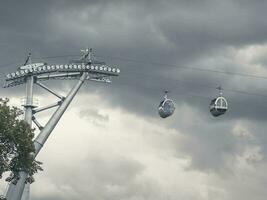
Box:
[4,49,120,200]
[4,63,120,88]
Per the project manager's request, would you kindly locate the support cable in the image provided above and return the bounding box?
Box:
[95,54,267,80]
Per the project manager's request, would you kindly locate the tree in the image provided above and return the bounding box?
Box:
[0,102,42,199]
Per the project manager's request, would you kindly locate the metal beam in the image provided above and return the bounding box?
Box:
[6,72,34,200]
[32,116,43,130]
[35,81,64,99]
[34,72,88,155]
[33,101,61,113]
[37,72,80,80]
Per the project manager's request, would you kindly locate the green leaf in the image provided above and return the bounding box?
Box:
[0,103,42,184]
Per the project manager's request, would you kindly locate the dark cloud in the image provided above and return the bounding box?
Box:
[1,0,267,199]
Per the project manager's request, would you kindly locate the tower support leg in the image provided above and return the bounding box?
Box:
[6,73,88,200]
[6,75,34,200]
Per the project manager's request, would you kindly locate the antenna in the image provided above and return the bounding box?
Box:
[88,48,93,61]
[80,47,93,62]
[216,86,223,96]
[4,49,120,200]
[164,90,169,99]
[23,53,32,66]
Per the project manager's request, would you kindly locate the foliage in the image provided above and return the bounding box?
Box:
[0,195,6,200]
[0,103,42,186]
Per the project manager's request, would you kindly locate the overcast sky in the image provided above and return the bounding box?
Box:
[1,0,267,199]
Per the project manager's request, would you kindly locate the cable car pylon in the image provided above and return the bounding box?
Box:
[4,49,120,200]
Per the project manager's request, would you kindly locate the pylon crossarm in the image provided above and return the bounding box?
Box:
[3,78,25,88]
[35,81,64,100]
[37,72,81,80]
[37,72,114,83]
[88,76,112,83]
[5,63,120,81]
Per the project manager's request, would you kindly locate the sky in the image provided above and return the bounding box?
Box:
[1,0,267,199]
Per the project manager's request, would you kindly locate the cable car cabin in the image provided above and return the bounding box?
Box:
[209,96,228,117]
[158,98,175,118]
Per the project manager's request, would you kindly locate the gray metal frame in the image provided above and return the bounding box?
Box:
[4,49,120,200]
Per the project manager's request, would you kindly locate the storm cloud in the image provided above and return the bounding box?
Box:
[1,0,267,200]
